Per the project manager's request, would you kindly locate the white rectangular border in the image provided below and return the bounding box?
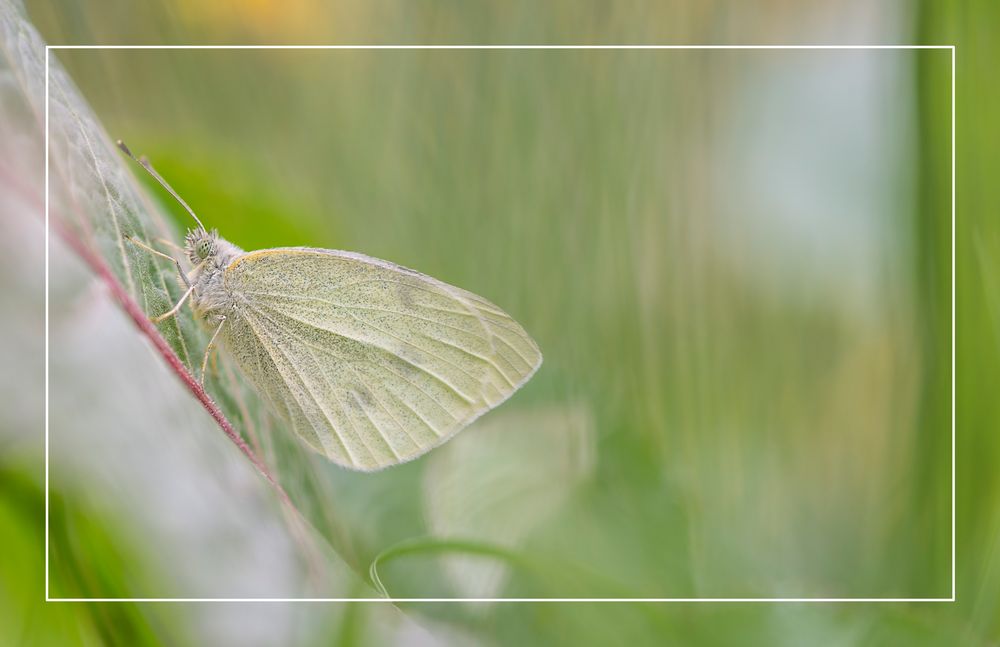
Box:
[45,44,956,603]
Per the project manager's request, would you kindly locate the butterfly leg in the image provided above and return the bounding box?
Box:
[126,235,191,289]
[200,316,227,386]
[151,283,196,323]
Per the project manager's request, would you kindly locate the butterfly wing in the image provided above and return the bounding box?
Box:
[220,247,542,471]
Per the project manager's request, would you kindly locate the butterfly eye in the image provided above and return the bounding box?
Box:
[196,239,212,259]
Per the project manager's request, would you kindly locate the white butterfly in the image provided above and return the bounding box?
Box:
[118,141,542,471]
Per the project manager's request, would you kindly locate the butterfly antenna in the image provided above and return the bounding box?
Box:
[116,139,206,231]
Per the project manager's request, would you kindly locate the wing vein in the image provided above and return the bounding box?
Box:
[335,390,381,465]
[421,333,517,389]
[246,304,460,430]
[492,331,536,369]
[244,311,463,442]
[243,291,494,346]
[251,302,478,405]
[339,308,483,389]
[349,373,422,452]
[349,390,403,461]
[241,310,359,466]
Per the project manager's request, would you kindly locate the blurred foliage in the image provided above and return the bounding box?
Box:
[0,460,186,644]
[3,0,997,644]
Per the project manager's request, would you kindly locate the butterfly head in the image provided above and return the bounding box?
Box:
[185,227,219,265]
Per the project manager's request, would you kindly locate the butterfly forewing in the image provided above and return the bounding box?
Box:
[220,248,542,471]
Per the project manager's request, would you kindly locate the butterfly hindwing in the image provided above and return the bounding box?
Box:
[220,248,542,471]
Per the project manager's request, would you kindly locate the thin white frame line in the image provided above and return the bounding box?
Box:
[46,45,954,50]
[47,598,955,603]
[950,45,957,601]
[43,44,957,604]
[44,43,51,604]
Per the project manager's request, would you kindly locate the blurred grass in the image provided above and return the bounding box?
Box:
[0,460,187,644]
[8,0,997,643]
[940,0,1000,642]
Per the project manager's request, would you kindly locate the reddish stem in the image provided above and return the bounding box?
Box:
[53,219,295,510]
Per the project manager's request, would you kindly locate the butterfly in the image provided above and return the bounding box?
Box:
[117,141,542,471]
